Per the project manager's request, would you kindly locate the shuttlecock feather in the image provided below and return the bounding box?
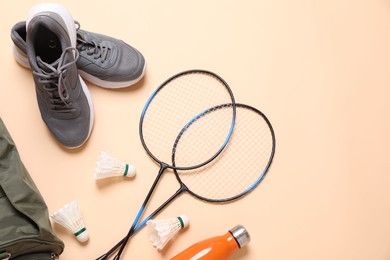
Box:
[146,215,189,250]
[95,151,136,179]
[50,200,89,242]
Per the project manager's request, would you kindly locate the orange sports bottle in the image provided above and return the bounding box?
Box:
[170,225,251,260]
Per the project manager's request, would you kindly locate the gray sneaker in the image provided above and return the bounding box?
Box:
[12,20,146,88]
[26,3,94,149]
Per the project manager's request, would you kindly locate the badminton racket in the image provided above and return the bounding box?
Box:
[174,103,275,202]
[98,70,236,259]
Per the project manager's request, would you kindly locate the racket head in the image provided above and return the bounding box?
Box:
[139,69,236,170]
[173,103,276,202]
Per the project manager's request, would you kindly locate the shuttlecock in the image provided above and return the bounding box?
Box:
[146,215,189,250]
[50,200,89,243]
[95,151,136,179]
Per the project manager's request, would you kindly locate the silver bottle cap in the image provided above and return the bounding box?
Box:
[229,224,251,248]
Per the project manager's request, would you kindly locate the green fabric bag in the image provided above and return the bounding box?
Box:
[0,118,64,260]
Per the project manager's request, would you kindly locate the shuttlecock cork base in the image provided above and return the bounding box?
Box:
[147,215,189,250]
[50,200,89,243]
[95,151,136,179]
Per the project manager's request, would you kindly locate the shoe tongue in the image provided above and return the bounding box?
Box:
[77,30,88,42]
[36,56,60,73]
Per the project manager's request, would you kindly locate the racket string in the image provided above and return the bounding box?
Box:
[142,71,235,167]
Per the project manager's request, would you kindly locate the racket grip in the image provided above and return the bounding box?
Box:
[170,225,250,260]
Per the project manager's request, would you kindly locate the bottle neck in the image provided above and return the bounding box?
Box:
[222,232,241,253]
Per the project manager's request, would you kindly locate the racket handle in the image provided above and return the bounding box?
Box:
[170,225,250,260]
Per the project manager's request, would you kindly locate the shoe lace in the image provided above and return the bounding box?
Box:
[75,22,110,62]
[78,39,110,62]
[33,47,79,112]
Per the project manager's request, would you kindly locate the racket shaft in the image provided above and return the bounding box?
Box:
[114,165,168,258]
[100,175,184,259]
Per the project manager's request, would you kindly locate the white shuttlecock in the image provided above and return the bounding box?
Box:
[50,200,89,243]
[146,215,189,250]
[95,151,136,179]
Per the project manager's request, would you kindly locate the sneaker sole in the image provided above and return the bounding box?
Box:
[78,62,147,88]
[69,75,95,149]
[13,44,30,68]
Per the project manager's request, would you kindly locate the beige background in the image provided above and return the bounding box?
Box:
[2,0,390,259]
